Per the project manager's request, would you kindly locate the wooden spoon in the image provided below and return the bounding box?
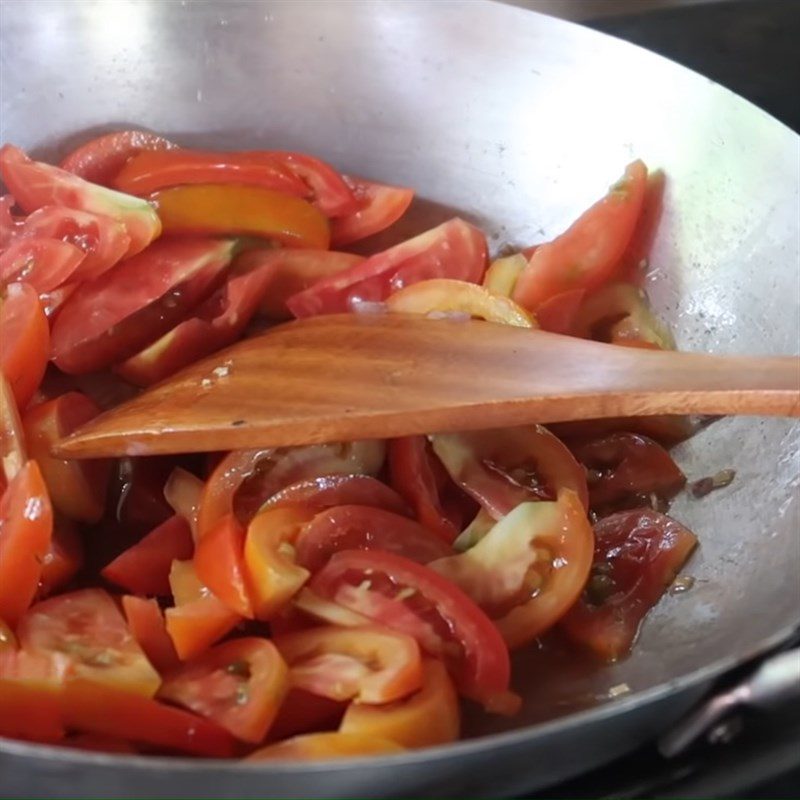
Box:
[58,314,800,458]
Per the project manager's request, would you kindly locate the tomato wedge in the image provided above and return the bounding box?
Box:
[0,194,18,247]
[113,149,308,197]
[233,249,364,320]
[159,637,289,744]
[262,474,409,516]
[571,432,686,510]
[0,144,161,256]
[295,505,453,573]
[561,509,697,660]
[0,372,27,484]
[50,237,235,373]
[535,287,586,335]
[431,491,594,648]
[331,177,414,246]
[512,160,648,310]
[339,658,460,749]
[0,281,49,408]
[152,184,330,249]
[387,436,461,544]
[163,466,203,539]
[310,550,516,713]
[121,595,180,673]
[267,688,345,741]
[270,152,359,217]
[18,588,161,696]
[61,679,237,757]
[482,254,526,298]
[60,130,178,186]
[116,254,278,385]
[430,424,589,519]
[248,731,403,761]
[0,460,53,625]
[23,392,111,523]
[38,519,84,598]
[287,218,487,317]
[386,279,535,326]
[0,237,85,292]
[101,514,194,596]
[275,625,423,704]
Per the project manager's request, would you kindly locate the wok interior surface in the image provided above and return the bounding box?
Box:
[1,0,798,796]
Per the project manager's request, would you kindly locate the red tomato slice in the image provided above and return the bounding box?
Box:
[116,255,278,386]
[197,441,386,539]
[571,432,686,510]
[61,678,237,757]
[0,144,161,257]
[512,161,648,310]
[0,237,85,292]
[286,218,487,317]
[0,372,26,485]
[163,466,203,539]
[235,249,364,320]
[274,625,422,704]
[22,392,111,523]
[113,149,308,197]
[263,474,410,516]
[561,509,698,660]
[339,658,460,749]
[101,515,194,596]
[18,588,161,696]
[59,130,178,186]
[267,688,345,741]
[387,436,461,544]
[310,549,516,713]
[152,184,330,249]
[331,177,414,246]
[0,282,49,408]
[194,514,254,618]
[38,518,84,598]
[121,595,180,673]
[50,237,235,374]
[431,425,589,519]
[0,460,53,625]
[615,169,666,284]
[0,195,18,247]
[0,648,68,743]
[60,734,137,754]
[431,491,594,648]
[534,287,586,334]
[0,619,17,652]
[269,152,359,217]
[248,731,403,761]
[159,637,289,744]
[295,505,454,573]
[20,206,131,281]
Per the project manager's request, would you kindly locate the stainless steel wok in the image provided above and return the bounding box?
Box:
[1,1,798,797]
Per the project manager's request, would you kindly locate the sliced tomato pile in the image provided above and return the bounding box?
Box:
[0,132,703,760]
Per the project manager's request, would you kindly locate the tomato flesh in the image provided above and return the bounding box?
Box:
[331,177,414,246]
[248,731,403,761]
[121,595,180,673]
[38,519,84,598]
[0,237,85,292]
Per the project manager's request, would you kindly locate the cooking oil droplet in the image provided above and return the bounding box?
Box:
[670,575,696,595]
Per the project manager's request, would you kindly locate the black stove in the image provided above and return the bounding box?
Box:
[520,2,800,796]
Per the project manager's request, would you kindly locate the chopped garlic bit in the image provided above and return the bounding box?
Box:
[607,682,630,698]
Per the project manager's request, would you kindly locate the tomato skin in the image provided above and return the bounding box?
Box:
[0,282,49,409]
[0,372,27,484]
[194,514,254,618]
[295,505,453,573]
[0,460,53,625]
[331,178,414,246]
[388,436,460,544]
[263,474,410,517]
[121,595,180,673]
[270,152,359,218]
[560,509,698,660]
[248,731,403,761]
[339,658,460,749]
[287,218,487,317]
[152,184,330,249]
[50,237,236,374]
[310,549,514,712]
[20,206,131,282]
[23,392,111,523]
[101,514,194,596]
[267,688,345,741]
[430,425,589,519]
[61,678,238,757]
[0,237,85,292]
[513,160,648,310]
[159,637,289,744]
[60,130,178,186]
[38,518,84,598]
[0,195,17,247]
[571,432,686,510]
[432,492,595,648]
[535,288,586,334]
[116,254,278,386]
[274,625,423,704]
[0,144,161,257]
